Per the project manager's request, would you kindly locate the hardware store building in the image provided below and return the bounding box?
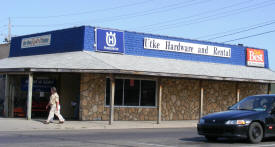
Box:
[0,26,275,123]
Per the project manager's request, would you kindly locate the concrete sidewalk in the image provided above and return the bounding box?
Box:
[0,117,197,132]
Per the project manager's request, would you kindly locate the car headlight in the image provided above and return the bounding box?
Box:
[199,118,205,124]
[225,120,251,125]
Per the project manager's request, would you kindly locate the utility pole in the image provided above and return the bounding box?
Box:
[8,17,11,42]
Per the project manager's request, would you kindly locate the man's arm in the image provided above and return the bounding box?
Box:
[56,101,59,110]
[46,102,50,110]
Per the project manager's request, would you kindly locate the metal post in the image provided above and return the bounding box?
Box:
[157,80,162,124]
[4,74,9,117]
[200,81,204,118]
[10,85,14,117]
[268,83,271,94]
[27,73,33,120]
[109,75,115,125]
[236,83,240,102]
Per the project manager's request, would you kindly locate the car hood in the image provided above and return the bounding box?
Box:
[203,110,265,121]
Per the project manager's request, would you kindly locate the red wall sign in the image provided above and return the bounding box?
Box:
[246,48,265,67]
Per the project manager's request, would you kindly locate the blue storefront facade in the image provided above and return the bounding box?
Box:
[0,26,274,122]
[9,26,269,67]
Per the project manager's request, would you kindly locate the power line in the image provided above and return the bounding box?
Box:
[0,27,7,32]
[145,0,275,32]
[14,22,81,28]
[205,20,275,41]
[12,0,206,28]
[12,0,152,19]
[0,33,6,37]
[0,18,8,23]
[134,0,253,30]
[0,25,7,29]
[148,0,275,31]
[223,29,275,43]
[89,0,209,24]
[196,19,275,39]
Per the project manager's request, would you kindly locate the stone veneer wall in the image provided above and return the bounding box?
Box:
[203,81,237,115]
[80,73,157,121]
[80,73,106,120]
[161,78,200,120]
[202,81,268,116]
[80,73,268,121]
[239,82,268,100]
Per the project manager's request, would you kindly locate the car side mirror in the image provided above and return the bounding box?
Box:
[227,106,232,110]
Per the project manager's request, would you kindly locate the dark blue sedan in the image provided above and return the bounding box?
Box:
[198,94,275,143]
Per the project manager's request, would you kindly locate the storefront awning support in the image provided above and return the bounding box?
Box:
[4,74,9,117]
[109,75,115,125]
[27,73,33,120]
[268,83,272,94]
[200,81,204,118]
[157,79,162,124]
[236,83,240,102]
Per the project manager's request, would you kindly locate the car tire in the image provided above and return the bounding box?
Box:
[248,122,263,144]
[205,136,218,141]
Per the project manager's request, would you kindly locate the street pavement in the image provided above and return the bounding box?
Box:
[0,118,197,131]
[1,128,275,147]
[1,118,275,146]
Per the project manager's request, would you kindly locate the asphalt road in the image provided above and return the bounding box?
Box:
[1,127,275,147]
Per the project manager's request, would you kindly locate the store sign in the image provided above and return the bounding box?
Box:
[21,34,51,48]
[21,78,56,92]
[144,38,231,58]
[96,28,124,53]
[246,48,265,67]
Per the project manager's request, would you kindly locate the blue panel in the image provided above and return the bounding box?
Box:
[83,26,95,51]
[264,49,269,68]
[96,28,124,53]
[123,31,269,68]
[8,25,270,69]
[9,26,85,57]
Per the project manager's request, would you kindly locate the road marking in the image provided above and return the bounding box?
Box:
[241,144,275,147]
[138,142,177,147]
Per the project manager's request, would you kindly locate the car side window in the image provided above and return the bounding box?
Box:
[270,98,275,112]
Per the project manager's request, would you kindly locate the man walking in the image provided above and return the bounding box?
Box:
[44,87,65,124]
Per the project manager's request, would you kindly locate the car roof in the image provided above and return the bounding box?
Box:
[251,94,275,97]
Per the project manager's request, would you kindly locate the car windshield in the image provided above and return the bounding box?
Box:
[230,96,275,112]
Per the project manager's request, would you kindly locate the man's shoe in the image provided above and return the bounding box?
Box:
[44,121,50,124]
[59,121,64,124]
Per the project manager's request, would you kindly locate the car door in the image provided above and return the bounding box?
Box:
[265,98,275,136]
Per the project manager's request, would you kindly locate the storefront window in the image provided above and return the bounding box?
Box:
[141,80,156,106]
[105,78,156,107]
[114,79,123,105]
[124,79,140,106]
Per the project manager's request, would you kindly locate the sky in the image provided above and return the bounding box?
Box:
[0,0,274,70]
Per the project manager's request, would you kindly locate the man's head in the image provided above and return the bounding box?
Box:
[51,87,57,94]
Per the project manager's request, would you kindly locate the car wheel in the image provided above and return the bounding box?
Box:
[205,136,218,141]
[248,122,263,144]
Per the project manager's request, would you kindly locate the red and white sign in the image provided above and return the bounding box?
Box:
[246,48,265,67]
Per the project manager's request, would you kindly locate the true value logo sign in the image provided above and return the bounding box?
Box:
[144,38,231,58]
[96,28,124,53]
[246,48,265,67]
